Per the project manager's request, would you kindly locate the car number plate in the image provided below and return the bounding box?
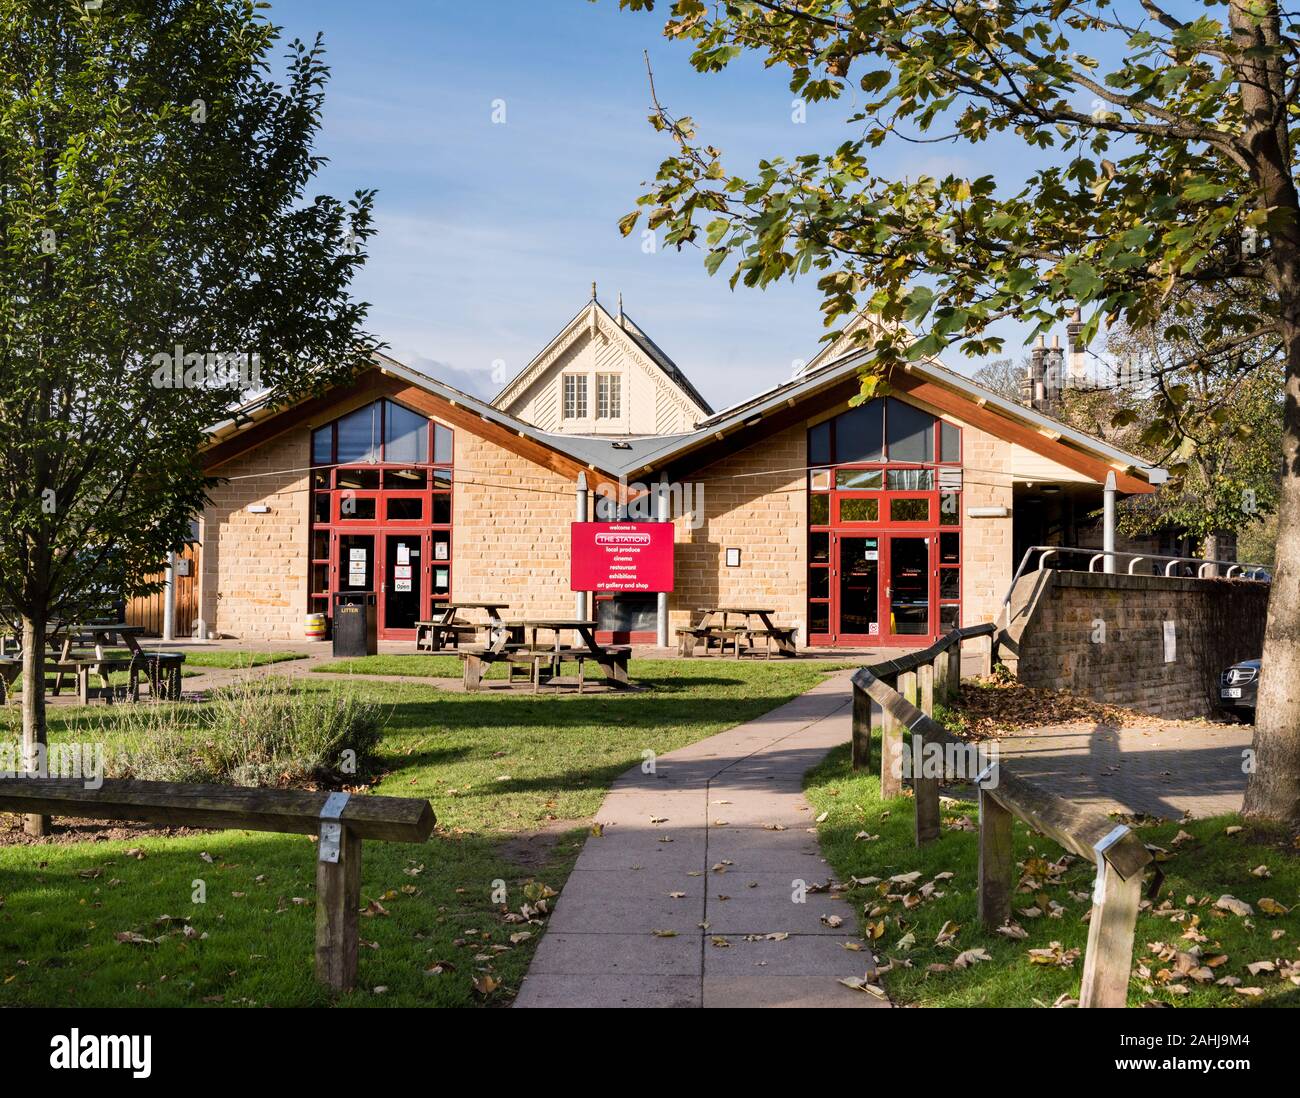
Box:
[1221,687,1242,699]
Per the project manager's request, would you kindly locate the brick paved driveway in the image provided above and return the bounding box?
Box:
[996,719,1252,820]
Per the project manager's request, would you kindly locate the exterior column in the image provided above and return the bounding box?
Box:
[162,553,176,642]
[575,473,589,620]
[656,480,670,648]
[1102,471,1116,574]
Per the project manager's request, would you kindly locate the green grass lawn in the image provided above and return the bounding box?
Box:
[0,659,846,1007]
[314,654,503,678]
[181,650,308,669]
[805,744,1300,1008]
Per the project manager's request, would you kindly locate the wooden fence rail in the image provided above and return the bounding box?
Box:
[849,625,1153,1008]
[0,778,435,993]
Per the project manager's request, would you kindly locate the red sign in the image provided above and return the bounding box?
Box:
[571,522,674,593]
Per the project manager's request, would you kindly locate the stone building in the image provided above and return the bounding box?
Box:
[194,294,1167,646]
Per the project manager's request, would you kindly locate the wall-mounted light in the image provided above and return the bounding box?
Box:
[967,506,1009,518]
[726,548,741,567]
[247,504,271,514]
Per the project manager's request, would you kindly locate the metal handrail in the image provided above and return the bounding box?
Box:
[1002,544,1268,614]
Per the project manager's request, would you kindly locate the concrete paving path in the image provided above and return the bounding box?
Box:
[514,671,888,1009]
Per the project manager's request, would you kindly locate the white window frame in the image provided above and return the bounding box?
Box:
[596,373,621,420]
[563,374,588,419]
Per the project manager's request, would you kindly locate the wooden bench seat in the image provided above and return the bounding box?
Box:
[736,627,798,660]
[50,652,186,704]
[458,643,630,692]
[0,655,18,704]
[416,621,482,652]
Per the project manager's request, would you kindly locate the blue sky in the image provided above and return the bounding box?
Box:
[270,0,1031,408]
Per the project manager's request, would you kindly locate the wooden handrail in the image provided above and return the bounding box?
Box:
[0,777,435,993]
[849,626,1153,1007]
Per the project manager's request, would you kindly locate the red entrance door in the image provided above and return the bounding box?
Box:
[820,532,936,645]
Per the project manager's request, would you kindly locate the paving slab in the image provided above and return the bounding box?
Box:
[515,670,889,1009]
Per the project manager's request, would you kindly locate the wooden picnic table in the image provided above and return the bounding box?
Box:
[0,622,183,704]
[680,607,798,659]
[416,602,511,652]
[459,618,632,692]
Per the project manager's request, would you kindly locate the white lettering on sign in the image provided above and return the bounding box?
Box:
[594,532,651,548]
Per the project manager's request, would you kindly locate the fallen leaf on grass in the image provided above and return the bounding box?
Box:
[1214,895,1253,917]
[1027,942,1080,968]
[953,948,991,968]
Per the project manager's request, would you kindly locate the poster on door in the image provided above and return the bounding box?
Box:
[394,563,412,593]
[348,547,367,587]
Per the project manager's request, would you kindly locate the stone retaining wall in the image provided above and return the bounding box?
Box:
[1001,570,1269,718]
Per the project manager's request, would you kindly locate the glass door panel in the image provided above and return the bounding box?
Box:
[886,536,930,637]
[837,536,879,640]
[339,534,375,593]
[382,534,423,633]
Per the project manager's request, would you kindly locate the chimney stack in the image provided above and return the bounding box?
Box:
[1066,308,1087,383]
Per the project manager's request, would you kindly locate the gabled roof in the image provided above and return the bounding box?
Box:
[491,295,713,419]
[204,351,630,483]
[604,340,1168,493]
[204,337,1167,495]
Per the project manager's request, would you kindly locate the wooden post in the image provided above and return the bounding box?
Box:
[899,669,917,706]
[315,827,362,993]
[933,650,949,703]
[977,633,993,677]
[947,640,962,698]
[850,682,873,771]
[913,719,941,845]
[1079,859,1143,1008]
[918,663,934,716]
[879,696,903,798]
[977,786,1013,929]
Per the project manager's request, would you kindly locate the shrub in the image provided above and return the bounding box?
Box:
[100,677,384,787]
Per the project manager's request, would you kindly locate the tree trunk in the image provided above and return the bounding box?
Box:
[20,610,50,836]
[1242,318,1300,822]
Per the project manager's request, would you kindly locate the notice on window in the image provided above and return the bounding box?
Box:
[434,542,448,560]
[395,579,412,593]
[396,543,410,566]
[348,565,366,587]
[435,568,449,589]
[349,548,366,562]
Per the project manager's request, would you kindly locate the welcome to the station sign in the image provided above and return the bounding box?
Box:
[571,522,674,593]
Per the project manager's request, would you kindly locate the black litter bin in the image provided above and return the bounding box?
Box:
[333,593,378,657]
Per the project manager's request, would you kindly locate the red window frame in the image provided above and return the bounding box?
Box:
[807,400,963,647]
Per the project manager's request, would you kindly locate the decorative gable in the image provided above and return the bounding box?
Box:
[492,295,712,437]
